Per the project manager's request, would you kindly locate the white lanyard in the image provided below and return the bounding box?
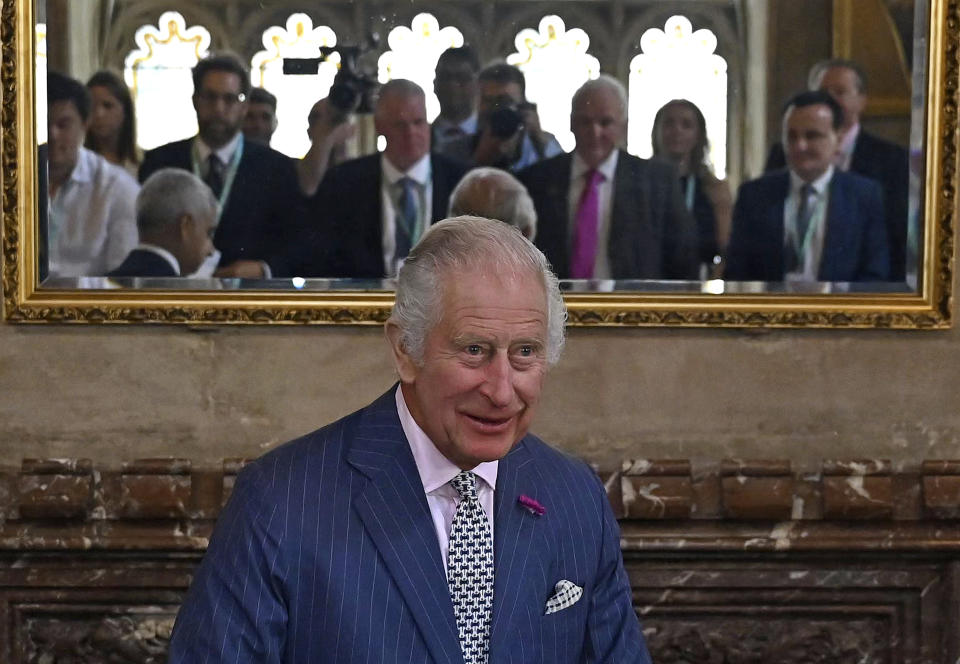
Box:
[192,135,244,225]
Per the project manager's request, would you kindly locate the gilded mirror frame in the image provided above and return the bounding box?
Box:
[1,0,956,328]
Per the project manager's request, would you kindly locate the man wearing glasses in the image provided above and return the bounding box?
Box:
[140,53,305,278]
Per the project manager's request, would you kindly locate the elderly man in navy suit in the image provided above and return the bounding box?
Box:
[139,53,304,278]
[169,216,651,663]
[520,75,698,280]
[726,90,889,282]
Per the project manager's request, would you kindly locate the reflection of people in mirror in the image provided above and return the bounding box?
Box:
[84,70,141,177]
[519,75,699,280]
[295,97,356,198]
[46,71,139,278]
[765,59,909,281]
[301,79,468,278]
[138,53,306,280]
[439,63,562,172]
[448,167,538,240]
[727,91,890,282]
[651,99,732,278]
[168,216,652,664]
[430,46,480,151]
[108,169,217,278]
[241,86,278,147]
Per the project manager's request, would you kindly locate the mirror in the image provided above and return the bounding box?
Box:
[3,0,955,327]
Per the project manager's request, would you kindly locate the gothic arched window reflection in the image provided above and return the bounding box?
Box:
[251,13,338,158]
[378,12,464,123]
[507,15,600,152]
[628,15,728,176]
[124,11,211,150]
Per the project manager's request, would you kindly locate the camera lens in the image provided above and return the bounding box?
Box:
[489,107,524,139]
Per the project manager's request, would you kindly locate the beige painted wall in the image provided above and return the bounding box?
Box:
[3,285,958,468]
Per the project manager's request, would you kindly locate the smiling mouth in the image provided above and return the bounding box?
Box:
[464,413,514,431]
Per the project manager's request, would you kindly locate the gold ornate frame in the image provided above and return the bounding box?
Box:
[2,0,956,328]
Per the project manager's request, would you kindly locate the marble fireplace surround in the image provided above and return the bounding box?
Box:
[1,456,959,662]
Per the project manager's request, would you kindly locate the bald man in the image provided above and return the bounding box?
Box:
[302,79,469,278]
[448,167,537,239]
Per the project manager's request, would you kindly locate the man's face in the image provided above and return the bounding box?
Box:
[178,208,216,276]
[435,61,478,121]
[783,103,840,182]
[390,268,549,470]
[193,70,247,149]
[375,92,430,171]
[478,80,524,125]
[571,86,626,168]
[815,66,865,130]
[242,102,276,145]
[48,99,85,172]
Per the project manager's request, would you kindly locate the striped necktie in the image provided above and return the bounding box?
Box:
[394,177,419,261]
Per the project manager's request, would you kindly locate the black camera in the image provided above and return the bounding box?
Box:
[488,106,524,139]
[283,35,379,115]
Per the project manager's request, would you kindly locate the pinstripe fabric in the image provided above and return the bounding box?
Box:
[168,387,651,663]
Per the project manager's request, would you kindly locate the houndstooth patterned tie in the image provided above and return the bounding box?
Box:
[448,471,494,664]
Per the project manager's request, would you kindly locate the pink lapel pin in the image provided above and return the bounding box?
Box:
[518,494,546,516]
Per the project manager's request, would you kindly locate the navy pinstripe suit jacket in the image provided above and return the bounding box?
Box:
[169,387,650,663]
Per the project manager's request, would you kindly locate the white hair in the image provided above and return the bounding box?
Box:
[448,167,537,240]
[571,74,628,117]
[136,168,219,235]
[390,216,566,366]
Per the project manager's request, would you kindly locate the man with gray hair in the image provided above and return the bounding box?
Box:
[108,168,217,277]
[169,216,652,663]
[448,167,538,239]
[520,74,698,280]
[305,79,468,278]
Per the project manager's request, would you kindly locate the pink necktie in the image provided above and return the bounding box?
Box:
[570,169,604,279]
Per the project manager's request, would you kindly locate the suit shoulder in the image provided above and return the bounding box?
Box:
[520,434,596,479]
[834,168,884,195]
[858,131,908,159]
[624,153,677,180]
[431,152,470,179]
[143,138,192,161]
[517,153,569,185]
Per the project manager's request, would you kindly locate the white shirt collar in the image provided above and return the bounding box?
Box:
[196,132,242,165]
[571,148,619,183]
[789,164,834,196]
[434,113,478,136]
[135,243,181,275]
[395,385,498,495]
[382,152,431,187]
[67,146,97,185]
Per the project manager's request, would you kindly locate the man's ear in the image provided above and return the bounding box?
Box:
[384,320,418,384]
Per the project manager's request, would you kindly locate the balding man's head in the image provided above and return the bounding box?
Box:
[375,80,430,170]
[448,168,537,240]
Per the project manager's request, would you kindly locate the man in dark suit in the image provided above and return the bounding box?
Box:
[168,216,651,663]
[303,79,468,278]
[520,75,698,280]
[764,59,909,280]
[431,46,480,152]
[139,53,304,278]
[726,91,889,282]
[109,169,217,278]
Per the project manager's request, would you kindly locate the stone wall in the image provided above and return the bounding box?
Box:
[2,291,958,467]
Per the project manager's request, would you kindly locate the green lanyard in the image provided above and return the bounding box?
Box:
[192,134,244,224]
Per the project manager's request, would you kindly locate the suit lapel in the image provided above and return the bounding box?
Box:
[347,389,463,664]
[488,439,544,660]
[765,173,790,279]
[543,155,574,276]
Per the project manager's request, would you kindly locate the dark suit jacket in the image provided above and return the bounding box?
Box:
[724,169,890,282]
[107,249,179,277]
[139,137,305,276]
[302,153,469,278]
[765,130,909,280]
[519,151,699,279]
[168,387,651,663]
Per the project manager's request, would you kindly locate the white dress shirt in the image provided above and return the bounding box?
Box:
[784,166,833,281]
[396,386,497,573]
[194,132,242,173]
[48,146,139,277]
[836,123,859,171]
[567,149,620,279]
[380,153,434,277]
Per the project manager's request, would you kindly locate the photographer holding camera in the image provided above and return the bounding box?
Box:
[441,63,562,172]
